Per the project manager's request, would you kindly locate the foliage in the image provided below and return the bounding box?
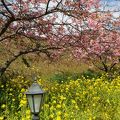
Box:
[81,69,102,79]
[0,74,120,120]
[49,69,102,83]
[49,71,82,83]
[49,72,70,83]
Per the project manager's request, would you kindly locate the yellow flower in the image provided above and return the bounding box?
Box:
[0,117,4,120]
[50,106,54,111]
[21,118,25,120]
[56,104,61,109]
[44,104,49,108]
[60,95,66,100]
[75,105,79,110]
[21,88,26,93]
[26,110,30,115]
[12,98,15,102]
[56,115,61,120]
[76,93,79,96]
[92,103,96,107]
[57,111,62,116]
[26,115,30,119]
[1,104,6,109]
[71,99,76,104]
[1,85,4,88]
[10,88,13,91]
[52,100,56,104]
[49,114,54,119]
[89,117,92,120]
[64,113,68,117]
[9,93,12,96]
[62,103,66,108]
[19,99,27,107]
[66,87,69,91]
[11,105,14,108]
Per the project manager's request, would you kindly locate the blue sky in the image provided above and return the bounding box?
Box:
[100,0,120,18]
[101,0,120,9]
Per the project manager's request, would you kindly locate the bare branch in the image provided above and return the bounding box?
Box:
[0,11,10,18]
[1,0,15,18]
[0,27,22,42]
[46,0,51,14]
[109,63,117,71]
[0,46,61,76]
[0,34,16,42]
[56,0,63,8]
[0,18,14,37]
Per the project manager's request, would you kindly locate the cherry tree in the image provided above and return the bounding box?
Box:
[0,0,98,76]
[69,1,120,73]
[0,0,119,76]
[0,0,61,76]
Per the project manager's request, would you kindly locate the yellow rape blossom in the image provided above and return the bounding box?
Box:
[56,115,62,120]
[0,117,4,120]
[1,104,6,109]
[56,104,61,109]
[57,111,62,116]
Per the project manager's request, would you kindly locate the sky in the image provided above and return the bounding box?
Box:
[100,0,120,18]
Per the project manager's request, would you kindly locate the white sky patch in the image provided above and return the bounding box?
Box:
[112,12,120,18]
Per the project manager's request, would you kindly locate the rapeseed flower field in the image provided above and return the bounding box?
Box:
[0,75,120,120]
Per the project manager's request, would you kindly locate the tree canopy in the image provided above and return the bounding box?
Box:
[0,0,120,76]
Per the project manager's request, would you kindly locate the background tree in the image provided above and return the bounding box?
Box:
[0,0,65,76]
[0,0,100,76]
[66,0,120,73]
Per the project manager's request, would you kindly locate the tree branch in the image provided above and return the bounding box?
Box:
[0,27,22,42]
[46,0,51,14]
[0,18,14,37]
[1,0,15,18]
[0,46,61,76]
[109,62,117,72]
